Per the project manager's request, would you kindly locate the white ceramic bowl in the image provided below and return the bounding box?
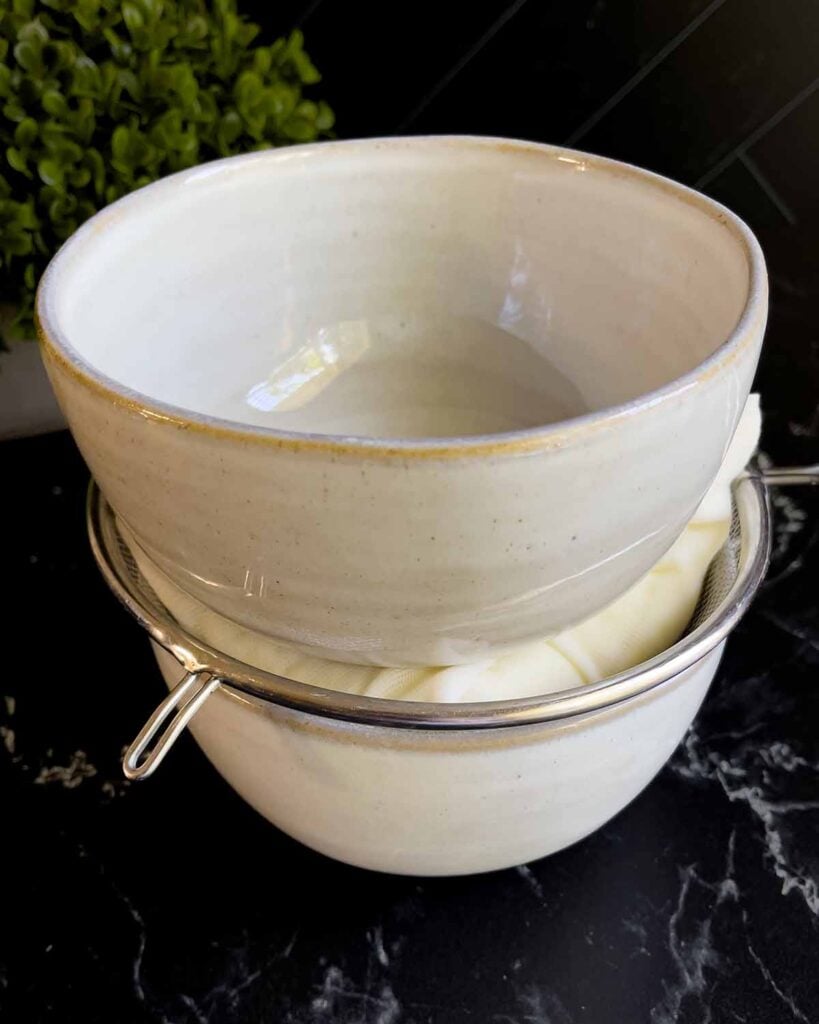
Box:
[39,137,767,665]
[151,639,724,875]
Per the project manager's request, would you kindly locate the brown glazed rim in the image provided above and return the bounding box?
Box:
[38,136,767,460]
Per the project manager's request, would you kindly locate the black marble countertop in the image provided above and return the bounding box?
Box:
[1,417,818,1023]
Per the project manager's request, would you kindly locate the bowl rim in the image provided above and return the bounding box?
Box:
[88,474,771,730]
[38,135,767,460]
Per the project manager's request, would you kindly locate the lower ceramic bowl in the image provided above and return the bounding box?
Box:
[86,471,810,876]
[150,638,724,875]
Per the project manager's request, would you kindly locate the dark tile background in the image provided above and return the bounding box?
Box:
[250,0,819,461]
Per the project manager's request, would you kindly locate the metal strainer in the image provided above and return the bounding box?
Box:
[86,467,817,780]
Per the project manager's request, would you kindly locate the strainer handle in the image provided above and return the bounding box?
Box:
[758,464,819,487]
[123,670,221,781]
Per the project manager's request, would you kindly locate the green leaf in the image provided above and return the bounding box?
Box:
[68,165,91,188]
[282,115,316,142]
[315,101,334,131]
[122,2,143,35]
[74,0,102,32]
[295,100,317,120]
[111,124,130,162]
[3,231,34,256]
[292,50,321,85]
[181,15,208,46]
[218,109,242,146]
[42,89,68,117]
[14,117,39,148]
[14,40,44,76]
[253,47,272,76]
[48,192,77,221]
[18,19,49,47]
[175,66,198,106]
[267,80,297,119]
[37,157,64,186]
[221,11,239,44]
[234,69,262,108]
[3,101,28,122]
[6,147,31,176]
[39,122,69,147]
[83,148,105,195]
[118,68,141,101]
[17,201,39,229]
[71,57,102,97]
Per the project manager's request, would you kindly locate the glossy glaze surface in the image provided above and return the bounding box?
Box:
[38,137,767,664]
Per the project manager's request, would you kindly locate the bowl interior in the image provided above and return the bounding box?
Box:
[44,138,752,440]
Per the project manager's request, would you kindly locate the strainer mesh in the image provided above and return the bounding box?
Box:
[688,502,742,632]
[115,527,172,625]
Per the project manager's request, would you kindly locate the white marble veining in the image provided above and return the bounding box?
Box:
[672,728,819,917]
[650,832,738,1024]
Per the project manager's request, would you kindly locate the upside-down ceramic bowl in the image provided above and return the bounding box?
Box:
[38,137,767,665]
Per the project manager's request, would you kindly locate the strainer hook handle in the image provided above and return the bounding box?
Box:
[123,670,221,781]
[758,464,819,487]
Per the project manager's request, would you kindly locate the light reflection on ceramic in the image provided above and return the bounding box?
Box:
[37,137,767,665]
[245,319,372,414]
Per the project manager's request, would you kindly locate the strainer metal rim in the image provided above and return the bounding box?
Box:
[87,474,771,731]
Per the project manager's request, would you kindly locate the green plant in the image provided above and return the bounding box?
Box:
[0,0,334,346]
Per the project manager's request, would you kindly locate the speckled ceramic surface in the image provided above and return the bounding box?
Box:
[36,137,767,665]
[151,640,723,875]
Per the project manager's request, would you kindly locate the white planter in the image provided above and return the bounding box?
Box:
[0,305,66,439]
